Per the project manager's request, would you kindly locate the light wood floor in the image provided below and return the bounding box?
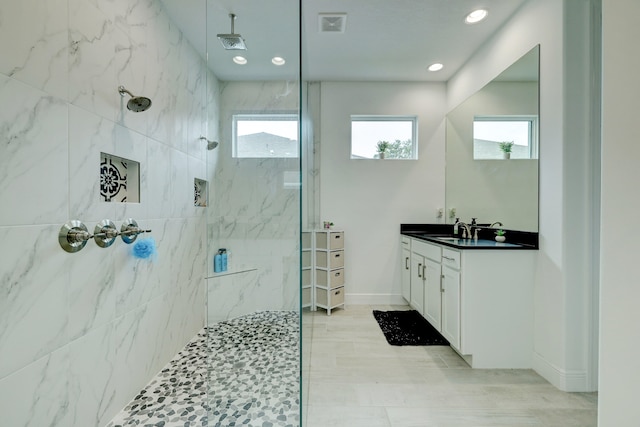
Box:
[302,304,597,427]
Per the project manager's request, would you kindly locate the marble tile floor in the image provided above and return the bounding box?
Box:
[302,304,598,427]
[107,311,300,427]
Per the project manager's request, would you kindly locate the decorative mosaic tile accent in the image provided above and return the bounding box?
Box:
[106,311,300,427]
[194,178,207,207]
[100,152,140,203]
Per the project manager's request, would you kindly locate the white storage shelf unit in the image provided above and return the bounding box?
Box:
[314,230,345,315]
[301,231,312,308]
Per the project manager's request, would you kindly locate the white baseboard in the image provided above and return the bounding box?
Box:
[345,293,407,306]
[532,352,591,392]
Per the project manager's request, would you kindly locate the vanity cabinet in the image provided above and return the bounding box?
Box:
[405,235,535,368]
[410,239,441,318]
[410,253,425,314]
[401,236,411,303]
[440,249,461,348]
[424,257,443,331]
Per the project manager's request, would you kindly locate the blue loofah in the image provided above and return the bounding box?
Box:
[132,237,157,261]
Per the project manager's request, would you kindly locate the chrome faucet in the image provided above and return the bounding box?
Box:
[489,221,503,228]
[457,222,472,239]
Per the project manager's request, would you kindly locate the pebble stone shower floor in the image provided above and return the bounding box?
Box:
[106,311,300,427]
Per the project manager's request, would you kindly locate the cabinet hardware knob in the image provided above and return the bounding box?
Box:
[405,257,409,269]
[422,265,426,280]
[418,263,422,278]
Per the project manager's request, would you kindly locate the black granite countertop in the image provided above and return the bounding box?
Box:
[401,224,538,250]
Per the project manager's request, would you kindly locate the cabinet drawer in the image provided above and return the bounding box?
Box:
[316,231,344,250]
[401,236,411,246]
[302,251,311,268]
[302,232,312,249]
[316,286,345,307]
[441,248,461,270]
[302,287,311,305]
[411,238,441,261]
[302,269,311,287]
[316,268,345,289]
[316,250,345,269]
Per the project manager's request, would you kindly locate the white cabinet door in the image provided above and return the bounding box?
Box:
[401,247,411,303]
[423,258,442,331]
[441,265,461,349]
[410,253,425,315]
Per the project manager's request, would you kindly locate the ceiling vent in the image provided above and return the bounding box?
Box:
[319,13,347,33]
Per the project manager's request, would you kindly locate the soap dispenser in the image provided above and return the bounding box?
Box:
[214,249,223,273]
[453,218,459,236]
[220,248,228,272]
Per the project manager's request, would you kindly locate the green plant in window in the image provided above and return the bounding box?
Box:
[376,141,390,154]
[499,141,514,153]
[386,139,413,159]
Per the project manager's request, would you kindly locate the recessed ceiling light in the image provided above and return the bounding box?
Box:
[465,9,488,24]
[428,63,444,72]
[272,56,286,66]
[233,56,247,65]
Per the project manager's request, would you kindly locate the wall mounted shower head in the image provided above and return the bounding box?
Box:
[118,85,152,112]
[217,14,247,50]
[200,136,219,150]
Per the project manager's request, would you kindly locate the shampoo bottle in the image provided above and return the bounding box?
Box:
[214,250,222,273]
[221,248,228,272]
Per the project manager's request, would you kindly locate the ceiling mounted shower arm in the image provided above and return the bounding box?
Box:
[230,13,236,33]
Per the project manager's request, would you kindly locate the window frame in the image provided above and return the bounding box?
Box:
[473,115,539,159]
[350,115,418,160]
[232,112,299,159]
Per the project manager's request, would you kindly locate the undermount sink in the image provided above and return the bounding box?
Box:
[435,237,460,241]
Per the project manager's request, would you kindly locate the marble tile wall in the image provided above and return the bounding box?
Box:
[206,81,301,319]
[0,0,217,425]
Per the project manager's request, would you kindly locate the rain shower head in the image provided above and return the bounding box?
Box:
[118,86,152,112]
[217,14,247,50]
[200,136,219,150]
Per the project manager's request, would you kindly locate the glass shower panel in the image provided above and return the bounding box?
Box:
[204,0,302,425]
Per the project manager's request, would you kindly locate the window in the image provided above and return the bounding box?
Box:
[350,115,418,159]
[233,113,299,158]
[473,116,538,159]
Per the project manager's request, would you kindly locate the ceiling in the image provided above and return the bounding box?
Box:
[161,0,529,82]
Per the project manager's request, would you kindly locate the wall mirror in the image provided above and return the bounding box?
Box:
[445,45,540,232]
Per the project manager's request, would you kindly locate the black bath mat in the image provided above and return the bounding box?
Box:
[372,310,450,346]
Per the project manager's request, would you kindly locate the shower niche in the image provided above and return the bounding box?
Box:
[100,152,140,203]
[194,178,208,207]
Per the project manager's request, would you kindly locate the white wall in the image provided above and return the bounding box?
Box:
[319,81,447,304]
[447,0,599,391]
[599,0,640,424]
[0,1,215,425]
